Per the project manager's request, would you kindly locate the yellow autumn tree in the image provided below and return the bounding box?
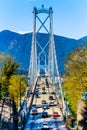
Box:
[63,44,87,115]
[8,75,27,106]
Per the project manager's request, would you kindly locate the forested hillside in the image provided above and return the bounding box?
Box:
[0,30,87,73]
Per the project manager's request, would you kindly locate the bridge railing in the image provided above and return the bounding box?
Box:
[18,77,38,129]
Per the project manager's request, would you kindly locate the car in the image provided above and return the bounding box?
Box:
[35,88,39,91]
[41,100,47,104]
[41,122,50,130]
[52,120,66,130]
[31,108,38,115]
[28,90,33,95]
[35,90,39,94]
[51,91,56,95]
[42,111,48,118]
[49,101,54,106]
[35,93,39,98]
[49,95,54,100]
[53,112,59,118]
[42,104,49,109]
[32,103,37,108]
[42,91,46,94]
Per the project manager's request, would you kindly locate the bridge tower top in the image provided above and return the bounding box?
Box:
[33,5,53,14]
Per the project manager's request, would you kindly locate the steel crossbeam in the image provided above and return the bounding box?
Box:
[37,15,49,33]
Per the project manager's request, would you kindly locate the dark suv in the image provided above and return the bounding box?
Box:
[42,111,48,118]
[49,95,53,100]
[41,100,47,104]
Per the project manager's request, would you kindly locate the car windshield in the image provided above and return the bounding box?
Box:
[49,96,53,98]
[42,112,47,114]
[50,102,54,104]
[42,100,46,103]
[32,109,37,112]
[32,104,36,106]
[43,122,48,125]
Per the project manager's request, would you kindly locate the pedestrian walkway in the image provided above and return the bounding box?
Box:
[0,98,12,129]
[0,79,37,130]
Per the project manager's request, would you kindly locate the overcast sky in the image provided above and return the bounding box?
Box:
[0,0,87,39]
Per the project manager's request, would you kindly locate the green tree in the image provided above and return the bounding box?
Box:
[63,44,87,115]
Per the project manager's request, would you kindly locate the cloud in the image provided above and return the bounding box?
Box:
[18,30,32,34]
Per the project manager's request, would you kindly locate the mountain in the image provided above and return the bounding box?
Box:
[0,30,87,73]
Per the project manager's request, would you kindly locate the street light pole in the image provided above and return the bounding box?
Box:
[20,79,21,109]
[12,98,18,130]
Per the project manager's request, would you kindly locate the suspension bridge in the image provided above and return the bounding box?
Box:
[23,5,71,130]
[0,5,72,130]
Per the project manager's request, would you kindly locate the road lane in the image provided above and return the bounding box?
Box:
[24,77,67,130]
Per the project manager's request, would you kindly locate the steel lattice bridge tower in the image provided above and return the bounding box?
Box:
[28,5,61,87]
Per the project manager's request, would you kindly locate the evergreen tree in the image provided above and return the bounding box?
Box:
[0,53,19,97]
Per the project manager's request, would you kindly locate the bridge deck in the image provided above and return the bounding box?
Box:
[24,77,67,130]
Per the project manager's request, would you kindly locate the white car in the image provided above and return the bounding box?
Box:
[41,122,50,130]
[52,119,67,130]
